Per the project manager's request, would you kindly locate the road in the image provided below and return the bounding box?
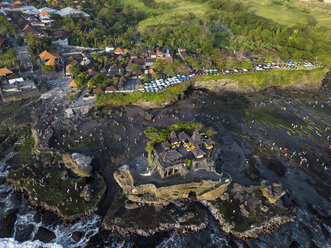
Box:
[16,45,37,73]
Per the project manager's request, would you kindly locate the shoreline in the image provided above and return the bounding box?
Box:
[101,218,208,237]
[5,177,98,223]
[201,200,296,240]
[96,69,329,109]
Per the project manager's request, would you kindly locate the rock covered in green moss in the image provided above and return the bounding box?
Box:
[205,181,294,239]
[6,157,106,221]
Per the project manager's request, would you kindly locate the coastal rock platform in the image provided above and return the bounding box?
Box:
[114,161,231,205]
[204,182,295,240]
[102,192,208,237]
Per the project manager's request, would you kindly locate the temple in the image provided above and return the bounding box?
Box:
[153,131,216,177]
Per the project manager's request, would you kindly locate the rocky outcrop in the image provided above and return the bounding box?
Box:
[259,180,286,204]
[103,194,209,237]
[114,165,230,205]
[62,153,93,177]
[72,231,83,242]
[322,71,331,89]
[132,99,175,109]
[191,77,324,94]
[192,79,252,94]
[72,105,93,116]
[203,181,295,240]
[0,209,18,238]
[33,227,56,243]
[203,200,294,240]
[191,69,328,94]
[105,218,208,237]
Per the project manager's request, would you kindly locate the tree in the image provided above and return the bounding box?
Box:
[152,73,161,80]
[0,48,18,68]
[153,59,166,71]
[24,34,53,56]
[112,76,119,86]
[202,40,214,54]
[42,65,54,73]
[224,56,237,70]
[140,73,149,83]
[70,63,85,78]
[260,29,273,43]
[0,14,15,35]
[241,59,253,70]
[131,64,140,72]
[186,57,201,70]
[75,72,88,88]
[163,64,175,76]
[88,72,109,89]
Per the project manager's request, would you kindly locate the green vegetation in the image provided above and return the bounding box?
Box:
[88,72,110,89]
[24,34,54,57]
[8,161,106,217]
[42,65,54,73]
[7,125,106,218]
[153,59,189,77]
[191,68,327,88]
[97,69,326,108]
[0,14,16,35]
[239,0,331,28]
[13,131,35,164]
[0,49,18,68]
[49,0,145,48]
[96,81,190,105]
[121,0,208,27]
[211,188,288,232]
[34,0,331,65]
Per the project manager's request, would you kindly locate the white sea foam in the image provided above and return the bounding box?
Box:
[0,238,63,248]
[51,214,101,247]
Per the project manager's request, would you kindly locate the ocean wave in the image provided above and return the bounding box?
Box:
[0,238,63,248]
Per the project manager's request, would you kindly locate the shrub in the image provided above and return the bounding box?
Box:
[42,65,54,73]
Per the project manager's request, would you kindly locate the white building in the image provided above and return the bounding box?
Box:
[105,46,115,52]
[52,38,68,46]
[56,7,90,18]
[38,7,57,13]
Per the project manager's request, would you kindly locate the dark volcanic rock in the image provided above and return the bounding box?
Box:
[133,232,170,248]
[34,227,56,243]
[15,224,35,242]
[0,176,6,185]
[42,211,62,226]
[289,240,300,248]
[10,191,22,205]
[261,157,287,177]
[322,71,331,89]
[0,209,18,238]
[33,211,42,223]
[0,190,9,199]
[72,231,83,242]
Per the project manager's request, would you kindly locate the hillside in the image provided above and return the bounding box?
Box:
[120,0,209,28]
[32,0,331,65]
[239,0,331,28]
[120,0,331,29]
[116,0,331,65]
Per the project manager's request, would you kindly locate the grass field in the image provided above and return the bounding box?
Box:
[120,0,331,29]
[191,68,327,88]
[120,0,209,28]
[239,0,331,28]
